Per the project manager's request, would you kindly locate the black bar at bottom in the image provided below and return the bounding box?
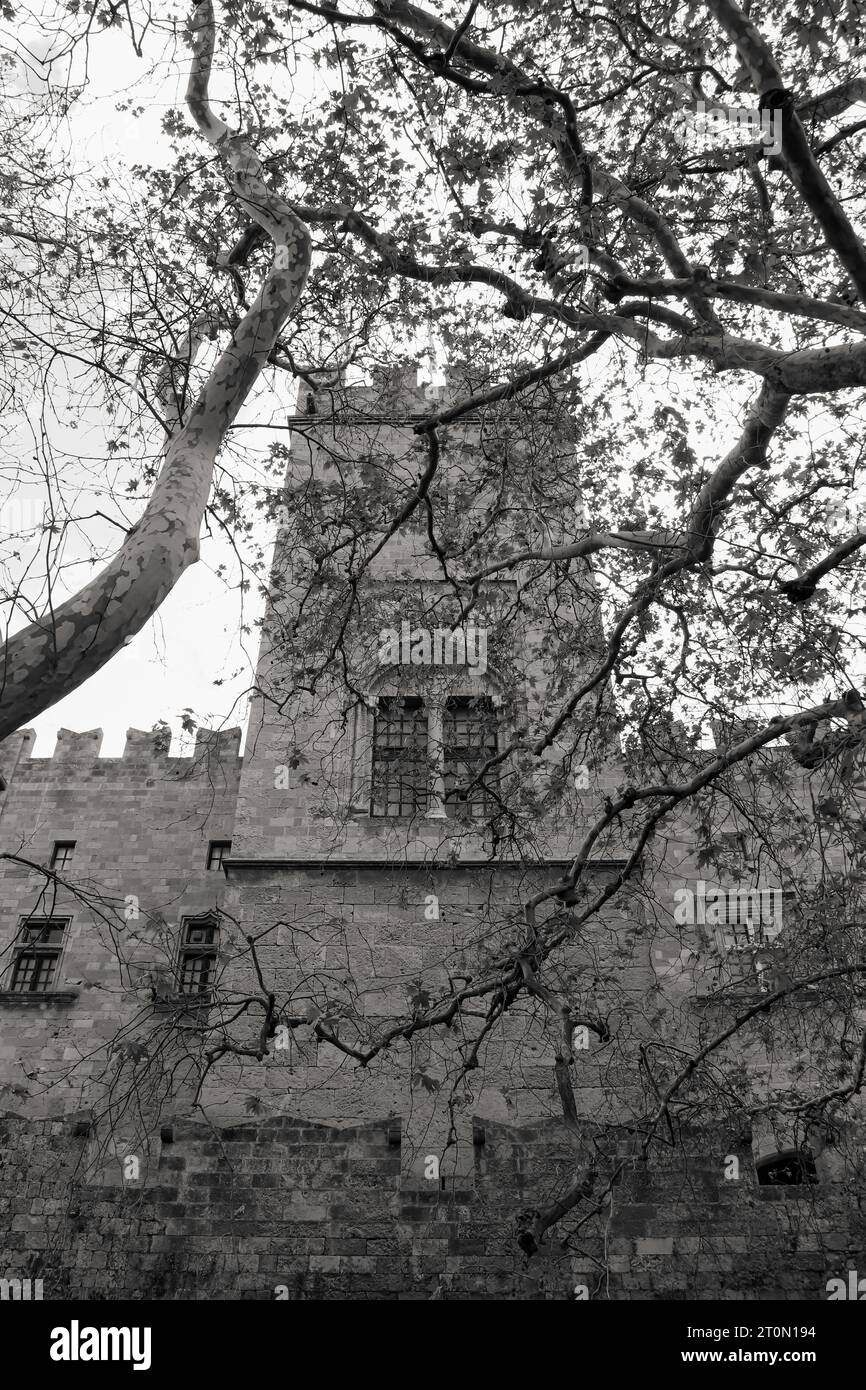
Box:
[0,1295,856,1377]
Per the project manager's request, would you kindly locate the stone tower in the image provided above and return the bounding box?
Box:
[212,362,635,1177]
[0,365,864,1300]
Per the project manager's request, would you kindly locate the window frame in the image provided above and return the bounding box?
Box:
[50,840,76,871]
[442,695,499,818]
[709,889,798,996]
[711,888,792,952]
[7,916,70,995]
[366,684,503,821]
[206,840,231,872]
[176,912,220,1000]
[369,695,430,818]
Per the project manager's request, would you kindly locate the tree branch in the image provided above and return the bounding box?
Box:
[705,0,866,304]
[0,0,312,739]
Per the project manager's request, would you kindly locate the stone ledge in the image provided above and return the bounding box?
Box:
[0,991,79,1006]
[224,857,630,872]
[151,994,213,1019]
[691,989,822,1007]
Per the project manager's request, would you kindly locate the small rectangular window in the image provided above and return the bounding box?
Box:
[50,841,75,870]
[177,915,219,997]
[206,840,231,871]
[9,917,68,994]
[370,697,428,817]
[711,888,794,993]
[444,697,498,817]
[714,888,788,950]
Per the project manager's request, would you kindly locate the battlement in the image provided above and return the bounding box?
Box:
[0,725,243,789]
[290,362,560,421]
[1,1107,862,1300]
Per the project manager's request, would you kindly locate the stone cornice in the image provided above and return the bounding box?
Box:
[223,856,629,873]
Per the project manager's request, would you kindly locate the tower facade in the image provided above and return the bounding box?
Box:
[211,364,637,1165]
[0,367,863,1300]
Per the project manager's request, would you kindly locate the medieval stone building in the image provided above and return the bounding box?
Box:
[0,368,863,1300]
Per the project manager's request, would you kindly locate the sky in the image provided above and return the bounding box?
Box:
[4,8,865,758]
[4,10,448,757]
[5,15,289,755]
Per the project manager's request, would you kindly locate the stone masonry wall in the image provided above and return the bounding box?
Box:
[0,371,861,1299]
[0,725,241,1115]
[0,1110,863,1300]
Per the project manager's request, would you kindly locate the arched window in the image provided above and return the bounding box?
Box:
[362,680,502,820]
[370,697,428,817]
[755,1149,817,1186]
[443,696,498,817]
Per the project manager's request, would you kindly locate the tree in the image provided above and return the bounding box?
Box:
[3,0,866,1282]
[0,1,312,735]
[4,0,866,734]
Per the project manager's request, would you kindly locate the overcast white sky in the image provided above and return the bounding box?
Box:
[5,12,864,758]
[4,13,448,756]
[6,18,289,755]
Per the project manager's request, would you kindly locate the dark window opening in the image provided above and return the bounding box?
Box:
[370,697,428,817]
[720,830,751,861]
[177,914,219,997]
[206,840,231,871]
[9,917,68,994]
[720,892,766,946]
[756,1149,818,1186]
[50,841,75,870]
[714,888,788,951]
[444,696,498,817]
[755,957,785,993]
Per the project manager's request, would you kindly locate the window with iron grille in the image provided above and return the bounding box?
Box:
[177,915,219,997]
[709,888,796,997]
[206,840,231,871]
[714,888,787,949]
[9,918,68,994]
[370,697,428,817]
[443,696,498,816]
[50,841,75,870]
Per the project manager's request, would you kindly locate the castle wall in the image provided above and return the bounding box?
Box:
[1,1109,862,1300]
[235,369,614,866]
[0,726,241,1116]
[203,861,645,1157]
[0,368,862,1300]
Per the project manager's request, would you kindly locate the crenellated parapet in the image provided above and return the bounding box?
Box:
[0,727,36,796]
[287,362,570,423]
[0,726,243,796]
[54,728,104,760]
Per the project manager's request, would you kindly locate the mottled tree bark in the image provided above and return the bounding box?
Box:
[0,0,311,739]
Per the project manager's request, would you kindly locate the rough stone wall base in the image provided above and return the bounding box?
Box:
[0,1113,862,1300]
